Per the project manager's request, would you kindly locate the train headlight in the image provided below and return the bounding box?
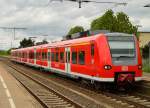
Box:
[104,65,112,70]
[138,64,142,70]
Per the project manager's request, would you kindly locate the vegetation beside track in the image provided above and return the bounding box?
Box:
[0,50,10,56]
[143,59,150,73]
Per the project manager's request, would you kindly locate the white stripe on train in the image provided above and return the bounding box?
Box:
[11,59,142,82]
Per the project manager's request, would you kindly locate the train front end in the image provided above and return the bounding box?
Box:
[99,33,142,88]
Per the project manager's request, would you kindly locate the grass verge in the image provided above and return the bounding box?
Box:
[143,59,150,73]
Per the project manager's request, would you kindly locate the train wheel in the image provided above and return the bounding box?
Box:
[80,79,90,88]
[94,82,101,90]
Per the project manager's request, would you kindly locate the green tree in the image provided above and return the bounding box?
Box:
[91,9,116,31]
[7,48,11,54]
[36,39,48,45]
[115,12,137,35]
[142,44,149,59]
[19,38,35,48]
[91,9,138,37]
[68,26,84,35]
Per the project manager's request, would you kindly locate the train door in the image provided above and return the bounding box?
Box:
[65,47,71,73]
[48,48,51,69]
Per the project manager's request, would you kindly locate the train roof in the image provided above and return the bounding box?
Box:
[105,32,134,37]
[11,32,134,52]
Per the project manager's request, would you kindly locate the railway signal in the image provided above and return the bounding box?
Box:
[0,27,27,48]
[50,0,127,8]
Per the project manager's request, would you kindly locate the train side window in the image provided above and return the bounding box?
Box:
[60,52,64,63]
[91,44,94,56]
[36,52,38,59]
[56,52,59,62]
[31,52,34,59]
[51,52,55,61]
[30,52,34,59]
[48,52,51,61]
[68,52,70,63]
[42,52,47,60]
[78,51,85,65]
[32,52,34,59]
[45,52,47,60]
[36,52,40,60]
[29,52,31,59]
[42,52,45,60]
[65,51,70,63]
[72,52,77,64]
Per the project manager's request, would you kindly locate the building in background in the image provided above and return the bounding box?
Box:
[139,31,150,47]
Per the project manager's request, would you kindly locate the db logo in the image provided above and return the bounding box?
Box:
[122,66,128,71]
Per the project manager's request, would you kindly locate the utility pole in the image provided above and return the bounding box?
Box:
[0,27,27,48]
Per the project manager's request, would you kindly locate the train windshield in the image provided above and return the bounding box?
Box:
[107,36,137,65]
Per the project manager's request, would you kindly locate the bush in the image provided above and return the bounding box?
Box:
[142,44,149,59]
[143,59,150,73]
[0,50,10,56]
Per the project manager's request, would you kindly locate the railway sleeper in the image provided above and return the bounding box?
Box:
[42,99,65,103]
[47,104,74,108]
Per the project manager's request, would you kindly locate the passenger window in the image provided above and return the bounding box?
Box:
[36,52,40,60]
[42,52,44,60]
[42,52,47,60]
[51,52,55,61]
[72,52,77,64]
[36,53,38,59]
[60,52,64,63]
[48,52,51,61]
[66,51,70,63]
[68,52,70,63]
[91,44,94,57]
[78,51,85,65]
[31,52,34,59]
[56,52,59,62]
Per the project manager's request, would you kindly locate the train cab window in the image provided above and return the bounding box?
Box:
[72,52,77,64]
[51,52,55,61]
[56,52,59,62]
[78,51,85,65]
[91,44,94,57]
[60,52,64,63]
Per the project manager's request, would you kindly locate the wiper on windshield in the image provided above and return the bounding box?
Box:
[113,55,134,60]
[117,55,133,58]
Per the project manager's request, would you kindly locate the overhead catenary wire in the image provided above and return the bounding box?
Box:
[49,0,127,8]
[0,27,27,48]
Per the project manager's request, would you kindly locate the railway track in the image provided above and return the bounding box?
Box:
[1,57,150,108]
[2,60,108,108]
[6,63,82,108]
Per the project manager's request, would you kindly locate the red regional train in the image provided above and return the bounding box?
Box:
[11,32,142,88]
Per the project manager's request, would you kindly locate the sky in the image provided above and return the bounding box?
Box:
[0,0,149,50]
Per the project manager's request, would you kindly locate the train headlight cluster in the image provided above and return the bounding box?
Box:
[104,65,112,70]
[138,64,142,70]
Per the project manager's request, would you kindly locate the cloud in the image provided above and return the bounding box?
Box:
[0,0,149,50]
